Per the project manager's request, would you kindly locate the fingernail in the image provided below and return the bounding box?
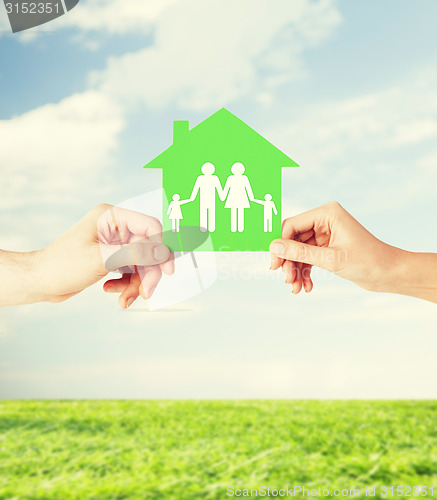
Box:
[105,285,115,292]
[270,242,285,256]
[153,245,168,261]
[126,297,135,308]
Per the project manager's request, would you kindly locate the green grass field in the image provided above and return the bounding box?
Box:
[1,401,437,499]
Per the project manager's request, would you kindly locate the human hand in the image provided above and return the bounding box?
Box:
[269,201,406,295]
[34,204,174,308]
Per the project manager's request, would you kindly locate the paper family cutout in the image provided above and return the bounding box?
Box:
[167,162,277,234]
[144,108,299,252]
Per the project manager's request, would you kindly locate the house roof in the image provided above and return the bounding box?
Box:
[144,107,299,169]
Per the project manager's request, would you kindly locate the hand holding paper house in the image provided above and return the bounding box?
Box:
[144,108,299,252]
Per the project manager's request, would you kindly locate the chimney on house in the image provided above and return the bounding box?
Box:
[173,120,189,145]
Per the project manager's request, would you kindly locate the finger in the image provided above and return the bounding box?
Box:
[96,205,129,245]
[271,253,284,271]
[119,272,142,309]
[103,275,131,293]
[270,239,335,271]
[282,260,295,284]
[282,213,315,240]
[301,235,316,293]
[160,252,175,276]
[281,206,328,240]
[97,206,164,247]
[302,263,313,293]
[272,219,316,271]
[291,260,298,287]
[290,230,314,291]
[297,229,315,243]
[292,262,303,294]
[111,206,163,242]
[104,241,170,271]
[139,266,162,300]
[271,228,314,272]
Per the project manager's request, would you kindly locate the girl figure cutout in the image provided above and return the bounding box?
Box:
[222,162,255,232]
[167,194,190,232]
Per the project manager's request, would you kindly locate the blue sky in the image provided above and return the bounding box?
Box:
[1,0,437,398]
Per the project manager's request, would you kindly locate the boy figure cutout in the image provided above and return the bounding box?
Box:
[254,194,277,232]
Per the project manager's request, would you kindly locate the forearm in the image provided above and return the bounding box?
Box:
[388,250,437,303]
[0,249,45,306]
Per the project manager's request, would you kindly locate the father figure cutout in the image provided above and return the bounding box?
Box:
[189,162,225,232]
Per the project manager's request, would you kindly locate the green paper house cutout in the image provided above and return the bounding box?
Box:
[144,108,299,252]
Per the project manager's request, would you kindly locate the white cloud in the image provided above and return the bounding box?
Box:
[0,0,341,238]
[62,0,180,34]
[63,0,341,44]
[89,0,341,110]
[417,149,437,172]
[271,67,437,211]
[0,90,124,211]
[0,0,342,238]
[0,6,10,33]
[274,68,437,166]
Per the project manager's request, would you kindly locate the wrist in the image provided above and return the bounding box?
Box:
[377,246,411,295]
[32,246,70,303]
[0,249,48,306]
[375,247,437,303]
[21,249,52,304]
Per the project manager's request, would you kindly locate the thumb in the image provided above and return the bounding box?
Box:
[103,241,170,271]
[269,239,338,271]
